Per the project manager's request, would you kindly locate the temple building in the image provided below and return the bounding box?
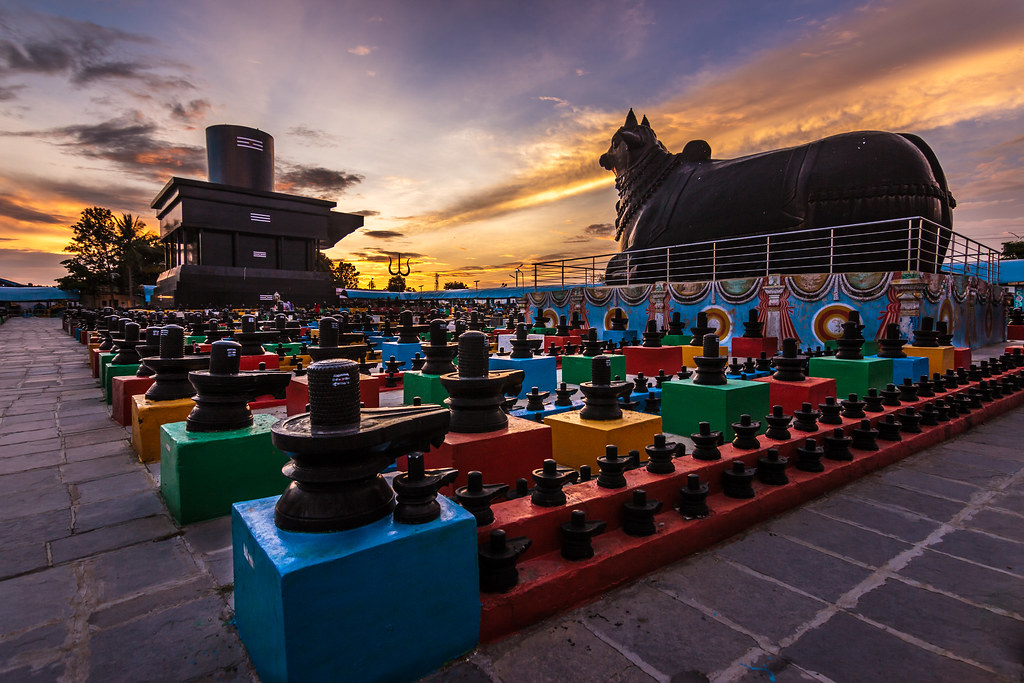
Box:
[152,124,363,307]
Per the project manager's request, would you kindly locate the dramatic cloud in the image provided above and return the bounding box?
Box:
[581,223,614,239]
[0,195,60,224]
[277,164,364,198]
[287,125,339,147]
[169,99,212,124]
[5,113,205,179]
[351,209,380,217]
[0,248,71,286]
[361,230,403,239]
[347,249,425,264]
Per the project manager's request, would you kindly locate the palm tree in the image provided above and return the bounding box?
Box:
[114,213,161,307]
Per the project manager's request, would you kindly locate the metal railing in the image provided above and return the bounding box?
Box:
[530,217,1001,289]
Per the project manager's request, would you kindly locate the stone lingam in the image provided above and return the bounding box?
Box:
[185,340,292,432]
[741,309,763,338]
[272,358,452,532]
[579,355,631,421]
[233,315,282,356]
[688,311,714,347]
[142,325,210,402]
[439,331,524,433]
[307,316,371,362]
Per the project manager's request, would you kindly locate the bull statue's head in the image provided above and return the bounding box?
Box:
[599,109,664,177]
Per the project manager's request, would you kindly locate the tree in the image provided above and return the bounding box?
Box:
[315,251,333,272]
[1002,241,1024,259]
[444,281,469,289]
[57,207,120,300]
[115,213,162,303]
[368,278,376,290]
[386,274,407,292]
[331,260,360,289]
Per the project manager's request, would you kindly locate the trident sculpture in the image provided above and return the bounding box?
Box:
[388,253,411,277]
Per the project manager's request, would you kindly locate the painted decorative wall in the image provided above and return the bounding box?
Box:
[525,271,1006,350]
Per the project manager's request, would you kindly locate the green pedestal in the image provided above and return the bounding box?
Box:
[824,339,879,356]
[97,352,115,387]
[402,372,450,406]
[104,363,141,404]
[807,356,893,398]
[185,335,207,345]
[264,342,304,356]
[530,327,557,335]
[660,378,770,441]
[661,334,693,346]
[561,354,628,385]
[160,415,289,525]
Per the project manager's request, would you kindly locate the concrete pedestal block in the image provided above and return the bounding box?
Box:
[825,339,879,356]
[111,376,154,426]
[233,495,479,683]
[264,342,304,356]
[660,379,770,441]
[488,355,557,398]
[954,347,972,371]
[399,416,552,490]
[561,354,627,385]
[731,337,779,359]
[277,354,312,372]
[1008,324,1024,341]
[622,345,683,377]
[96,351,114,382]
[660,334,692,346]
[600,329,639,346]
[510,402,578,423]
[544,410,663,469]
[902,345,955,375]
[131,396,194,463]
[751,375,838,416]
[402,372,449,406]
[285,374,378,416]
[381,341,423,368]
[874,355,930,385]
[807,356,893,398]
[160,415,288,525]
[103,363,141,404]
[680,344,726,369]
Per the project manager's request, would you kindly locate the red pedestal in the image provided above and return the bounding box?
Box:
[90,348,101,378]
[240,352,279,371]
[248,396,287,410]
[622,345,683,377]
[1008,324,1024,341]
[396,416,553,492]
[731,336,778,359]
[378,372,405,392]
[111,376,155,426]
[751,375,838,416]
[285,374,380,416]
[954,347,972,371]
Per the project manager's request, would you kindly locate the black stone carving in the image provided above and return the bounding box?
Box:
[795,438,825,472]
[792,402,821,432]
[742,309,764,338]
[579,356,630,421]
[897,378,919,402]
[691,421,722,460]
[667,312,686,335]
[561,510,606,560]
[641,319,662,347]
[693,333,728,386]
[440,331,524,433]
[271,359,450,532]
[876,415,902,441]
[478,530,531,593]
[392,453,459,525]
[530,459,578,507]
[823,427,854,461]
[851,419,879,450]
[553,382,578,407]
[818,397,843,425]
[863,388,885,413]
[722,460,756,498]
[678,474,710,519]
[110,322,142,365]
[622,489,662,537]
[912,316,938,348]
[142,325,210,401]
[596,445,629,489]
[455,471,509,526]
[757,448,789,485]
[773,338,807,382]
[688,312,713,347]
[645,433,680,474]
[877,323,907,358]
[308,316,371,362]
[935,320,953,346]
[524,387,550,412]
[731,414,761,449]
[765,405,793,440]
[580,329,605,357]
[840,393,866,419]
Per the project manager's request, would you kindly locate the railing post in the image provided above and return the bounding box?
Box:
[906,220,913,271]
[666,247,671,283]
[561,262,565,290]
[533,264,537,292]
[829,229,834,273]
[712,242,717,281]
[765,235,770,276]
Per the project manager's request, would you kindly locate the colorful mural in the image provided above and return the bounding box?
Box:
[525,271,1005,350]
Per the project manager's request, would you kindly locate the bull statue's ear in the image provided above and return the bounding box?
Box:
[624,109,638,128]
[620,130,643,149]
[641,115,650,128]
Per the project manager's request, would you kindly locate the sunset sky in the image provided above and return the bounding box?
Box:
[2,0,1023,289]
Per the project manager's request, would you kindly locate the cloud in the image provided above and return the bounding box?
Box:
[0,84,25,101]
[4,113,205,179]
[348,45,375,56]
[347,249,425,264]
[169,98,211,124]
[351,209,380,217]
[361,230,403,239]
[0,195,61,224]
[277,163,364,198]
[581,223,614,239]
[0,40,73,74]
[0,248,70,286]
[287,125,339,147]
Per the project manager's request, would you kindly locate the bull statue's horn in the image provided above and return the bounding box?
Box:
[624,109,638,128]
[641,114,650,127]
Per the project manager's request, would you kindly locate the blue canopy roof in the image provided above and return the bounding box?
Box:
[338,285,564,300]
[998,259,1024,285]
[0,287,79,303]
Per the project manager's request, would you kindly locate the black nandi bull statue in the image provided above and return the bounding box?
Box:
[600,110,955,284]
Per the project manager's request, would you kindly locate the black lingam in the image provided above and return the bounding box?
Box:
[392,453,459,524]
[851,419,879,450]
[876,323,907,359]
[134,326,162,377]
[579,355,630,420]
[935,320,953,346]
[792,402,821,432]
[757,448,789,485]
[419,319,458,375]
[395,309,429,344]
[678,474,710,519]
[524,387,550,412]
[609,309,629,331]
[454,471,509,526]
[688,311,714,346]
[840,393,866,419]
[142,325,210,401]
[561,510,606,560]
[478,530,532,593]
[765,405,793,440]
[693,333,728,386]
[667,312,686,335]
[741,309,763,338]
[272,359,451,532]
[580,329,605,357]
[834,314,865,360]
[691,421,722,460]
[308,316,371,362]
[876,415,902,441]
[795,438,825,472]
[440,331,524,433]
[731,414,761,449]
[185,340,292,432]
[773,338,807,382]
[632,373,650,395]
[233,315,280,356]
[880,383,902,407]
[110,322,142,365]
[641,319,662,347]
[596,445,629,488]
[897,378,919,402]
[722,460,756,498]
[916,375,935,397]
[912,316,938,348]
[530,459,578,507]
[555,315,571,336]
[823,428,854,461]
[622,490,662,537]
[863,388,885,412]
[818,397,843,425]
[645,433,680,474]
[509,323,538,359]
[553,382,578,407]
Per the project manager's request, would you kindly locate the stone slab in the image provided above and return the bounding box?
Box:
[660,377,770,441]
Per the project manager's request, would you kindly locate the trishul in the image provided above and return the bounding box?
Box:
[388,254,411,276]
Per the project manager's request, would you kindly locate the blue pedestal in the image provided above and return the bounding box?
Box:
[511,402,578,423]
[870,355,930,385]
[600,329,639,345]
[629,386,662,412]
[233,495,480,683]
[727,369,771,381]
[381,341,423,368]
[488,355,557,398]
[367,335,397,350]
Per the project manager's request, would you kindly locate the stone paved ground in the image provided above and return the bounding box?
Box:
[1,317,1021,682]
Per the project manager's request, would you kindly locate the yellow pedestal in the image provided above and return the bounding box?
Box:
[131,396,194,463]
[902,345,955,375]
[544,410,663,470]
[680,344,726,368]
[278,354,313,372]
